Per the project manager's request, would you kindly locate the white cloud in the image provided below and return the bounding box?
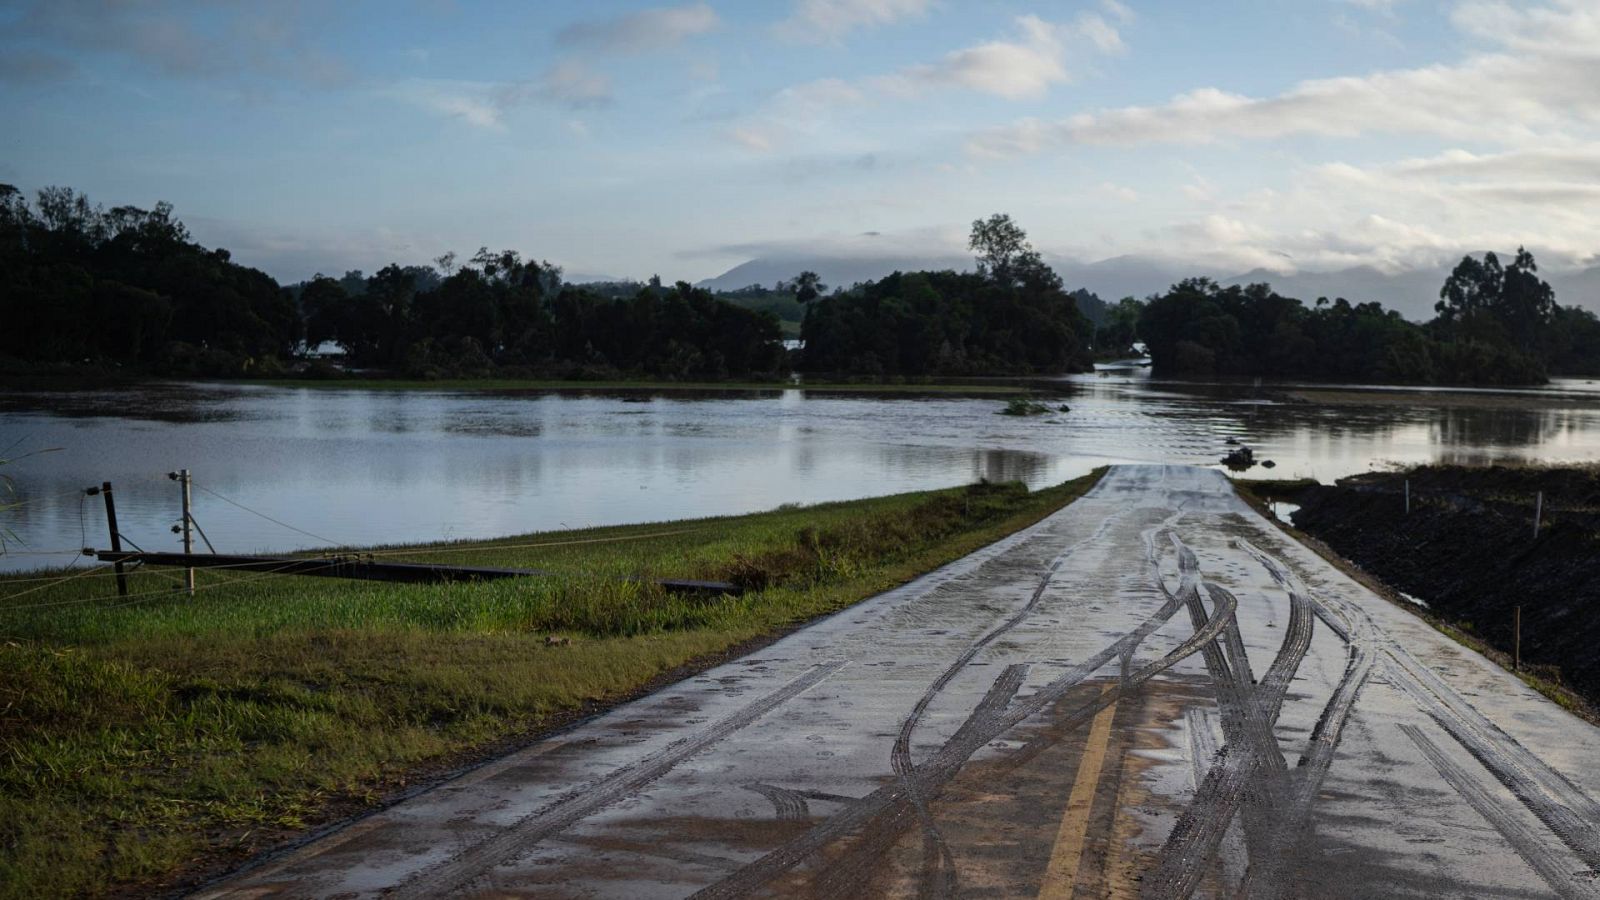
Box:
[0,0,351,88]
[1385,145,1600,181]
[694,224,969,261]
[1101,0,1136,24]
[1098,181,1140,202]
[390,79,507,129]
[730,9,1129,154]
[556,3,720,54]
[1074,12,1126,55]
[879,15,1069,100]
[1181,175,1217,202]
[722,78,865,152]
[524,60,613,108]
[775,0,932,43]
[1341,0,1403,12]
[969,1,1600,155]
[730,126,777,152]
[1121,139,1600,278]
[393,62,613,129]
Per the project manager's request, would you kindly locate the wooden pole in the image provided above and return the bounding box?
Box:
[179,469,194,595]
[1404,479,1410,515]
[98,481,128,597]
[1514,605,1522,673]
[1533,491,1542,540]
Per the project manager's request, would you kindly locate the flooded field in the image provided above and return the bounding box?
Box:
[5,367,1600,570]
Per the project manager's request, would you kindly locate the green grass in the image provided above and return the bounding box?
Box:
[1228,477,1319,495]
[0,470,1103,898]
[239,376,1040,395]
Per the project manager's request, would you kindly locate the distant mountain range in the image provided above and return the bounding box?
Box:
[695,253,1600,322]
[695,255,971,295]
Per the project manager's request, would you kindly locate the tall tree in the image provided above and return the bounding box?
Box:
[968,213,1036,287]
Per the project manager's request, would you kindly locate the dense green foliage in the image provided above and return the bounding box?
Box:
[0,185,298,375]
[706,281,809,337]
[302,252,785,380]
[8,183,1594,385]
[0,187,785,381]
[1134,251,1599,384]
[1093,296,1144,357]
[798,216,1093,375]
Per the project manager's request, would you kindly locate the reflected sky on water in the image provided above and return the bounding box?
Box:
[5,370,1600,570]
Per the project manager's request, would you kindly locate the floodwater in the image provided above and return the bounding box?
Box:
[5,366,1600,571]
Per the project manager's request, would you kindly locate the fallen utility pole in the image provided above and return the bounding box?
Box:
[85,482,128,597]
[89,549,741,595]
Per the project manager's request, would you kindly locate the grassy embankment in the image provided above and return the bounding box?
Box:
[0,470,1103,898]
[1230,473,1599,725]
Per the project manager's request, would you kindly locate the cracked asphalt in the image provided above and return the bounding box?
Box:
[197,465,1600,899]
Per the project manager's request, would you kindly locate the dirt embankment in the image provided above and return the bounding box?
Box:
[1290,465,1600,703]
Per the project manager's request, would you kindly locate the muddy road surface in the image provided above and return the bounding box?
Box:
[198,465,1600,899]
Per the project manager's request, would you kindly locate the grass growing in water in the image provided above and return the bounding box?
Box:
[0,470,1102,898]
[998,398,1058,416]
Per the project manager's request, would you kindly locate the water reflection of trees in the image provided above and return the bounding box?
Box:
[972,448,1052,485]
[1429,407,1566,450]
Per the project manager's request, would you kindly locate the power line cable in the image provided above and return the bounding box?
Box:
[190,482,343,547]
[357,527,705,559]
[0,564,115,605]
[0,556,352,614]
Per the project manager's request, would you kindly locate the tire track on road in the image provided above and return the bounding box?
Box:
[1290,552,1600,879]
[744,784,811,822]
[889,507,1131,899]
[390,661,847,899]
[819,664,1030,900]
[1235,542,1373,900]
[689,580,1239,900]
[1387,651,1600,875]
[1401,724,1600,900]
[1143,559,1307,900]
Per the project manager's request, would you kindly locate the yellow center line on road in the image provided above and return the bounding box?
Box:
[1037,685,1119,900]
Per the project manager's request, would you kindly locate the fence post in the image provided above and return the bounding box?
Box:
[1514,605,1522,673]
[1404,479,1410,515]
[1533,491,1542,540]
[96,481,128,597]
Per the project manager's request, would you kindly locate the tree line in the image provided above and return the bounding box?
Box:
[298,257,784,380]
[797,215,1095,376]
[0,185,297,375]
[1129,249,1600,384]
[0,185,784,380]
[4,183,1593,385]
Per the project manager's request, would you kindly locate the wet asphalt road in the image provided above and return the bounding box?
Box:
[199,465,1600,899]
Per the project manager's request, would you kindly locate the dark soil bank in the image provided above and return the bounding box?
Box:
[1291,465,1600,702]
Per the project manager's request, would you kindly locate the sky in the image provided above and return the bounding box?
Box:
[2,0,1599,285]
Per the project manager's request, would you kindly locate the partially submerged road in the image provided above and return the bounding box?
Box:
[201,465,1600,899]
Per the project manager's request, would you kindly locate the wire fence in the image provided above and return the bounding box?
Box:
[0,472,722,611]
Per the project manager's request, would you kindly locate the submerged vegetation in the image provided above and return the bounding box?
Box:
[998,398,1057,416]
[0,471,1102,898]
